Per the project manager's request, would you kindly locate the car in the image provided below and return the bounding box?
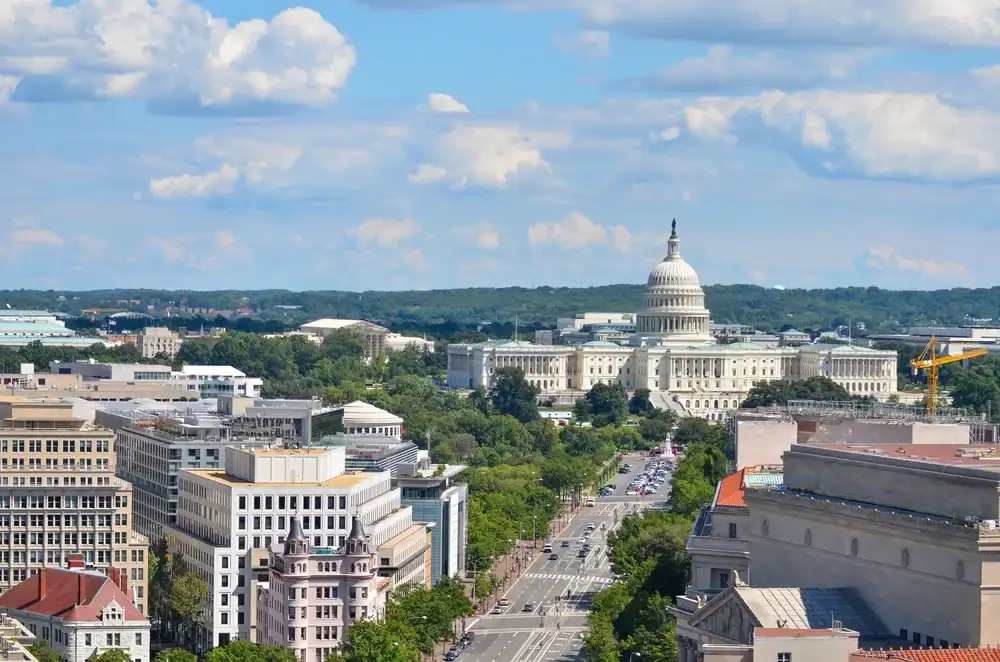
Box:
[579,537,586,544]
[549,553,559,560]
[522,603,535,612]
[461,632,475,643]
[585,522,595,530]
[498,598,510,607]
[561,540,570,548]
[445,648,460,660]
[491,605,505,615]
[577,550,587,558]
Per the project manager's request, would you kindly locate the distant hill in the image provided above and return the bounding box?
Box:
[5,284,1000,336]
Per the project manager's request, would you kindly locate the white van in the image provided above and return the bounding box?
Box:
[585,497,596,507]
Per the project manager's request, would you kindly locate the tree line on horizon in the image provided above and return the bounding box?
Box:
[10,283,1000,338]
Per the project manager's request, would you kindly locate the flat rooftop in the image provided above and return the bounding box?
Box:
[245,447,330,456]
[188,468,373,488]
[808,443,1000,470]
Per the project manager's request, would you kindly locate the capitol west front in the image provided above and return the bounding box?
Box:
[446,223,898,419]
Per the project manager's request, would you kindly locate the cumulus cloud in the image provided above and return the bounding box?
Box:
[0,1,357,110]
[455,222,501,250]
[348,218,419,247]
[146,231,248,269]
[865,245,969,280]
[675,90,1000,181]
[527,211,631,251]
[636,45,862,92]
[150,165,240,199]
[553,30,610,58]
[411,124,571,188]
[427,93,469,113]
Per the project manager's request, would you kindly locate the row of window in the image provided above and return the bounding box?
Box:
[0,495,123,509]
[238,495,349,512]
[239,515,350,533]
[0,439,111,453]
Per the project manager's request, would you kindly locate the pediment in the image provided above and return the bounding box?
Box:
[688,591,760,644]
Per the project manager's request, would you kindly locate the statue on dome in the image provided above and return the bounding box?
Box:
[671,218,677,237]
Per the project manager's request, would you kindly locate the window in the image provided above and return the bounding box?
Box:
[85,634,91,646]
[913,632,921,644]
[728,523,737,538]
[777,654,791,662]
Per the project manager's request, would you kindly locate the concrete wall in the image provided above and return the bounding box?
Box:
[746,491,986,646]
[782,447,1000,520]
[795,418,969,445]
[753,634,859,662]
[734,420,797,469]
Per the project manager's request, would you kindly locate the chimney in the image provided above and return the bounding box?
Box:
[67,554,85,569]
[38,570,46,599]
[77,574,84,606]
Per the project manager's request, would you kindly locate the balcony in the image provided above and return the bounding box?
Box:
[685,533,749,557]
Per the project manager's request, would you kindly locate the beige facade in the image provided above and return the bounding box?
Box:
[0,399,148,613]
[745,443,1000,648]
[135,328,182,359]
[447,224,899,417]
[299,320,389,359]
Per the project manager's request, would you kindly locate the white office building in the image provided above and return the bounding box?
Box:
[165,446,428,648]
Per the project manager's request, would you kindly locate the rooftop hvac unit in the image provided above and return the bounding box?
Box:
[984,520,997,530]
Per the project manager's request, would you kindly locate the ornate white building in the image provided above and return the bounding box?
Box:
[447,221,899,420]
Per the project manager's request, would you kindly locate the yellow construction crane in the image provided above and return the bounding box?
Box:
[910,335,989,416]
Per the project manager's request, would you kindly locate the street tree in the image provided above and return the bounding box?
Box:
[170,572,208,647]
[92,651,131,662]
[205,641,297,662]
[28,641,61,662]
[582,383,628,427]
[329,620,419,662]
[154,650,198,662]
[627,388,654,415]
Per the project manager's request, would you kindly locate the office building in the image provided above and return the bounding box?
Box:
[333,401,404,439]
[396,458,468,584]
[0,562,150,662]
[48,362,261,400]
[135,328,182,359]
[217,398,346,447]
[318,436,418,476]
[256,517,389,661]
[102,404,275,542]
[165,446,428,647]
[0,398,148,612]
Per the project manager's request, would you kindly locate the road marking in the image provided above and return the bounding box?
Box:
[523,572,616,584]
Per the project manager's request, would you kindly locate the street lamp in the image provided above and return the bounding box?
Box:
[629,653,642,662]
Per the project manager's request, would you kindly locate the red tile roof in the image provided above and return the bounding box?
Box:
[715,469,747,508]
[851,649,1000,661]
[0,567,145,623]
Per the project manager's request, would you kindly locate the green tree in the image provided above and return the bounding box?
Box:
[742,375,852,408]
[92,651,131,662]
[582,383,629,427]
[639,418,673,445]
[28,641,62,662]
[205,642,298,662]
[154,650,199,662]
[170,573,208,647]
[949,368,1000,418]
[488,368,539,423]
[329,620,420,662]
[628,388,654,415]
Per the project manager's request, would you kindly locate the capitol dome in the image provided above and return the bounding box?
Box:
[634,220,714,345]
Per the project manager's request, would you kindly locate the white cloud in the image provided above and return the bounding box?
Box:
[0,1,357,109]
[638,45,861,92]
[348,218,419,247]
[427,93,469,113]
[554,30,610,58]
[559,0,1000,47]
[149,165,240,199]
[455,222,501,250]
[527,211,630,251]
[865,245,969,280]
[408,164,449,184]
[412,124,571,188]
[676,90,1000,181]
[11,228,62,246]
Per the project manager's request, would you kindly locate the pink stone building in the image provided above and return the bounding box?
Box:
[256,516,389,662]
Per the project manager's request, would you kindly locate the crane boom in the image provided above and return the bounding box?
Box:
[909,335,989,416]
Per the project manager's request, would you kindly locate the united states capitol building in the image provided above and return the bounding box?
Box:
[447,222,898,419]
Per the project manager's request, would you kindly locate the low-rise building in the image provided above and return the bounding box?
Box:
[299,320,390,359]
[256,517,389,661]
[0,564,150,662]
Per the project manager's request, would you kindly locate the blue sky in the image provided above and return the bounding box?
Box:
[3,0,1000,291]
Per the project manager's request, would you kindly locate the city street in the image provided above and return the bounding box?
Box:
[455,455,666,662]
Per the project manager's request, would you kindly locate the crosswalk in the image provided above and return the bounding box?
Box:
[524,572,617,585]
